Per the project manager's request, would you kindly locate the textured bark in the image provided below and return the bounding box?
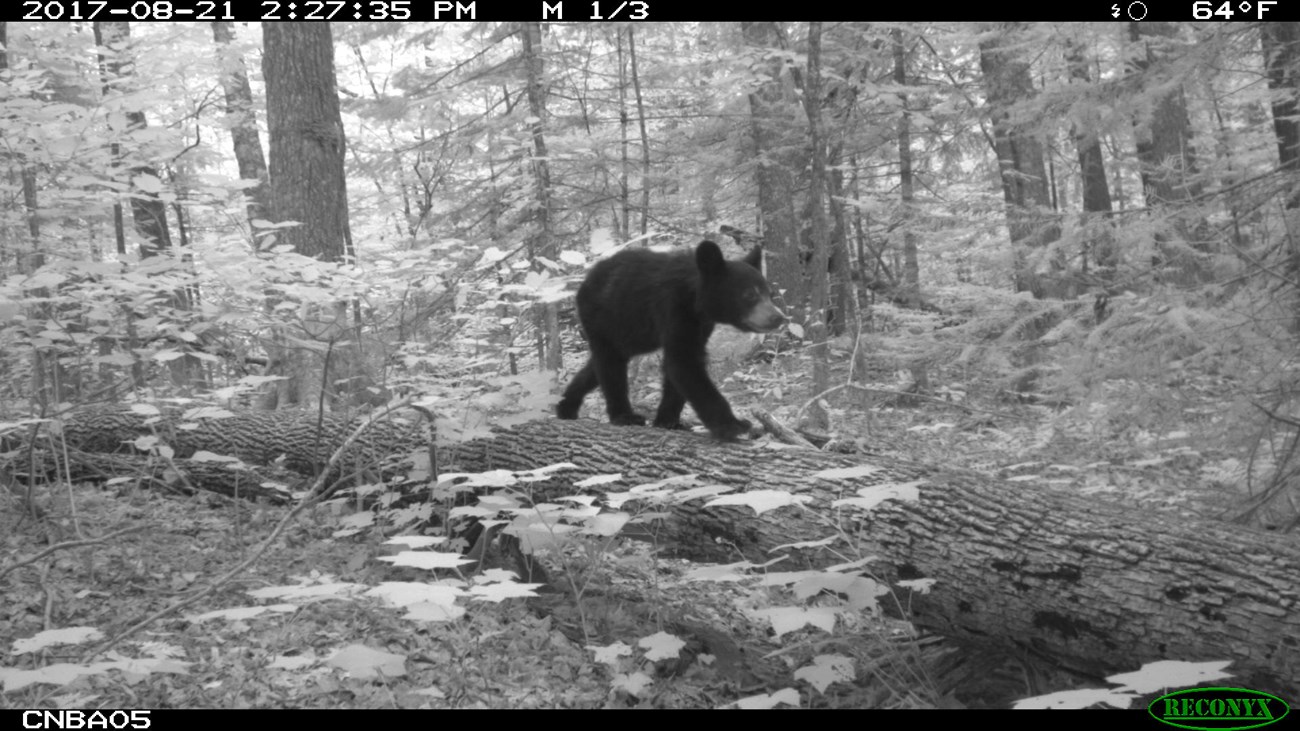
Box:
[978,23,1060,298]
[800,22,831,431]
[519,22,561,372]
[627,28,651,236]
[742,22,804,320]
[1263,22,1300,181]
[261,23,350,261]
[260,23,355,408]
[1260,22,1300,332]
[93,22,175,260]
[893,28,922,309]
[1129,23,1204,208]
[444,419,1300,698]
[2,23,67,405]
[1066,39,1116,285]
[211,21,270,226]
[37,409,1300,697]
[93,22,201,390]
[42,406,433,485]
[1128,23,1211,284]
[977,24,1064,393]
[1,449,299,504]
[893,28,930,394]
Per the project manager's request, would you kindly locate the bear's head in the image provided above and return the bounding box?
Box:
[695,240,786,333]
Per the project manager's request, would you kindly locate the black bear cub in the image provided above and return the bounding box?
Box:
[557,240,785,440]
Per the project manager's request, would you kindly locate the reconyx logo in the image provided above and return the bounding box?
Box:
[1148,688,1290,730]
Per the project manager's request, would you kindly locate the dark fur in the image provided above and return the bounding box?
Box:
[557,240,785,440]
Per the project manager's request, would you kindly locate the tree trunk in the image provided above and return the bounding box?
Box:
[893,28,930,394]
[1066,39,1116,284]
[742,22,804,322]
[978,24,1063,393]
[260,23,354,408]
[94,23,175,261]
[627,28,652,236]
[1,23,65,407]
[1260,22,1300,330]
[519,23,562,373]
[91,24,143,391]
[978,23,1060,298]
[1263,23,1300,179]
[800,23,832,431]
[1129,22,1210,284]
[211,21,270,229]
[894,29,922,310]
[615,29,631,241]
[262,23,349,261]
[93,21,201,391]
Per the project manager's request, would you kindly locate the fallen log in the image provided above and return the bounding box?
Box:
[49,405,432,480]
[444,419,1300,699]
[32,406,1300,698]
[3,405,428,505]
[0,449,300,504]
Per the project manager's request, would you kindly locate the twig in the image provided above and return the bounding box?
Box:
[88,399,418,659]
[0,526,150,582]
[1253,402,1300,430]
[751,410,817,448]
[848,383,1022,419]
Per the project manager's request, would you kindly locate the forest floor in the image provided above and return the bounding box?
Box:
[741,345,1254,525]
[1,477,914,708]
[0,349,1262,708]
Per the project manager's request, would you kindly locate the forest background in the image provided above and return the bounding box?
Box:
[2,20,1299,528]
[4,18,1300,709]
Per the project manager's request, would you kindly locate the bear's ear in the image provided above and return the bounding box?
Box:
[743,246,764,271]
[695,240,726,276]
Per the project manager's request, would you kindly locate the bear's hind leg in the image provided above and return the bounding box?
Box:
[590,341,645,426]
[652,373,689,430]
[557,360,598,419]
